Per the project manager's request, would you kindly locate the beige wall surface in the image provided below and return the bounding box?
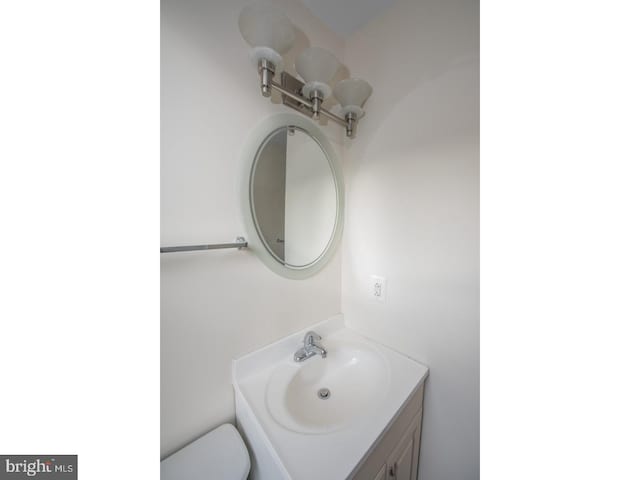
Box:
[341,0,480,478]
[161,0,344,458]
[162,0,479,477]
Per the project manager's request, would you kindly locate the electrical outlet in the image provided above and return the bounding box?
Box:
[370,275,387,303]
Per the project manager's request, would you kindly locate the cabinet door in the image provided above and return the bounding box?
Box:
[390,437,414,480]
[373,463,387,480]
[388,412,422,480]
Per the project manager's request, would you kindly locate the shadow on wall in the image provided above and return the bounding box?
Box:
[344,0,479,140]
[348,54,479,188]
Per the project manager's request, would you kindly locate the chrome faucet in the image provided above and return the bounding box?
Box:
[293,331,327,362]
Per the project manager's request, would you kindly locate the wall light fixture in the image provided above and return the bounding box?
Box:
[238,3,372,138]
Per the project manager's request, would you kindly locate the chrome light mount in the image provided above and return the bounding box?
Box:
[258,59,276,97]
[345,111,357,138]
[255,65,358,138]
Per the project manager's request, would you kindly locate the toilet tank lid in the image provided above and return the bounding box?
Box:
[161,424,250,480]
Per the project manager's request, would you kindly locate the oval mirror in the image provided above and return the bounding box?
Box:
[242,114,343,278]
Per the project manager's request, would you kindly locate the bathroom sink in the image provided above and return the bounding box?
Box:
[232,315,428,480]
[265,339,391,434]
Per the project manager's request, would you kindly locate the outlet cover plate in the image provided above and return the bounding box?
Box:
[370,275,387,303]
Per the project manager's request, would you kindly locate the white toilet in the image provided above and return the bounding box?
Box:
[161,424,250,480]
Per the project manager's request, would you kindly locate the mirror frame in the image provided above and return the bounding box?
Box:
[240,113,344,279]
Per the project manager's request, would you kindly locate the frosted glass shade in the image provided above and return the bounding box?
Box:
[334,78,372,117]
[238,4,295,54]
[295,47,340,99]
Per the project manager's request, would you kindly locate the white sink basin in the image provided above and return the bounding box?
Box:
[265,338,391,434]
[232,316,428,480]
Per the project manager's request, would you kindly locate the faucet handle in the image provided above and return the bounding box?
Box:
[304,331,322,344]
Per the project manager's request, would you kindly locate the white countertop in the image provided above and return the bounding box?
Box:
[232,316,429,480]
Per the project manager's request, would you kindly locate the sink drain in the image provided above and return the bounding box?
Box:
[317,388,331,400]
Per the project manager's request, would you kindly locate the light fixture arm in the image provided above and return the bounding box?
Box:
[257,63,356,137]
[271,81,350,128]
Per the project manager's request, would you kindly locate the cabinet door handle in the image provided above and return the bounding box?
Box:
[389,462,397,477]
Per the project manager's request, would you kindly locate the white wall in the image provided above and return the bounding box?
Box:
[342,0,480,478]
[160,0,345,458]
[162,0,479,474]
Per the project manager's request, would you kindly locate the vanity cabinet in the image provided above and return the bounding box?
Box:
[369,412,422,480]
[385,411,422,480]
[350,383,424,480]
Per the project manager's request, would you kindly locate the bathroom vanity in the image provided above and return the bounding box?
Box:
[351,384,423,480]
[232,316,428,480]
